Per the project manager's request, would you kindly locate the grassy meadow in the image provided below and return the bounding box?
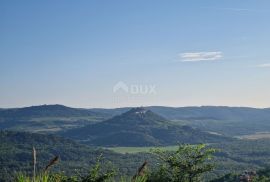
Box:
[107,145,179,154]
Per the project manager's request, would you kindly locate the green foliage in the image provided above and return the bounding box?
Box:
[253,167,270,182]
[107,145,179,154]
[253,176,270,182]
[2,105,270,136]
[80,155,116,182]
[211,167,270,182]
[49,173,79,182]
[11,144,217,182]
[210,173,238,182]
[149,144,216,182]
[86,106,270,136]
[14,155,116,182]
[12,141,270,182]
[132,176,148,182]
[0,105,109,133]
[0,130,153,181]
[15,173,31,182]
[4,130,270,181]
[16,173,51,182]
[62,108,230,147]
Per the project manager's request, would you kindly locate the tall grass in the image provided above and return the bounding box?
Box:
[15,146,61,182]
[16,173,50,182]
[15,147,148,182]
[32,147,36,181]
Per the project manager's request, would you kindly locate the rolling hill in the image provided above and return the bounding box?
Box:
[0,104,102,118]
[147,106,270,136]
[90,106,270,121]
[0,105,110,133]
[89,106,270,136]
[61,108,230,146]
[0,130,153,181]
[2,105,270,136]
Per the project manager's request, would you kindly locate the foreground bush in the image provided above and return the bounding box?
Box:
[15,144,216,182]
[148,144,216,182]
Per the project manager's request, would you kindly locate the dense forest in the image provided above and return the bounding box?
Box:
[1,106,270,181]
[1,130,270,181]
[2,105,270,136]
[0,131,155,181]
[60,108,230,146]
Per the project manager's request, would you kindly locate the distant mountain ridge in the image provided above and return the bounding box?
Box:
[61,107,230,146]
[0,105,110,133]
[0,104,105,118]
[2,104,270,121]
[90,106,270,136]
[1,104,270,136]
[90,106,270,121]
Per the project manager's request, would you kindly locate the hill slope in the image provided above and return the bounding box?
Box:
[148,106,270,136]
[89,106,270,136]
[61,108,230,146]
[2,105,270,136]
[0,104,101,118]
[90,106,270,121]
[0,130,153,181]
[0,105,109,133]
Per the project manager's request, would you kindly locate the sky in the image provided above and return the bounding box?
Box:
[1,0,270,108]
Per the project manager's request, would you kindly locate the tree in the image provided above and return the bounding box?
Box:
[149,144,216,182]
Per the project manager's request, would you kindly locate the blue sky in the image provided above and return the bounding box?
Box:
[1,0,270,108]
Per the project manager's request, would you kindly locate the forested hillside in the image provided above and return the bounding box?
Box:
[0,105,109,133]
[2,130,270,181]
[90,106,270,136]
[2,105,270,137]
[0,130,154,182]
[61,108,230,146]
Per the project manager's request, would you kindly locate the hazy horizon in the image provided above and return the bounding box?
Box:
[1,103,269,110]
[1,0,270,108]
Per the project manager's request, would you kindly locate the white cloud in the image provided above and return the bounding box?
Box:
[223,8,251,11]
[215,8,254,12]
[180,51,223,62]
[256,63,270,68]
[201,7,264,13]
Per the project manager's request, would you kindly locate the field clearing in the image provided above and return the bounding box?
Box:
[237,132,270,140]
[107,145,179,154]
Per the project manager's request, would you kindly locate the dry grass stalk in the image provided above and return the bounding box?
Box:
[44,156,59,172]
[132,161,148,180]
[32,146,36,181]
